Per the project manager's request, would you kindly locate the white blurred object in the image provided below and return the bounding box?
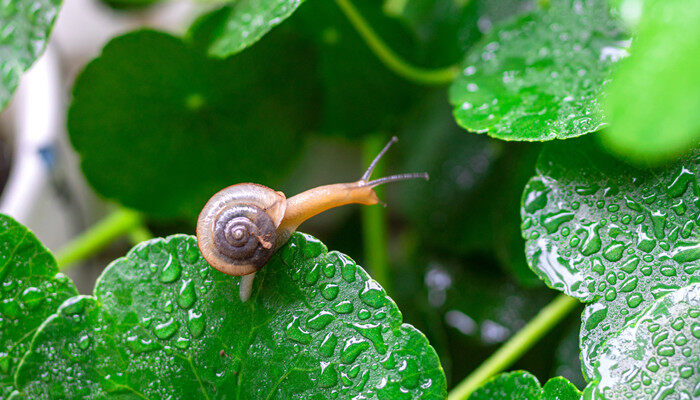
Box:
[0,47,63,227]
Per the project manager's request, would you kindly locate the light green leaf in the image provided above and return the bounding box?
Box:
[584,283,699,400]
[468,370,581,400]
[0,0,61,110]
[449,0,627,141]
[602,0,700,164]
[16,233,446,399]
[0,214,78,398]
[68,29,318,219]
[520,136,699,379]
[207,0,306,58]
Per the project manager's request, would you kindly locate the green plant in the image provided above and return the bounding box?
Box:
[1,0,698,399]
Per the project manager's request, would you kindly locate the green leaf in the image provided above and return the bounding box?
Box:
[520,136,699,379]
[292,0,423,138]
[584,283,699,400]
[468,370,581,400]
[15,233,446,398]
[68,29,318,220]
[0,0,62,110]
[206,0,307,58]
[602,0,700,164]
[449,0,627,141]
[0,214,78,398]
[389,0,534,67]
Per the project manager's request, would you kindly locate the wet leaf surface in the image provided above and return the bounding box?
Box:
[206,0,306,58]
[0,214,78,398]
[584,283,699,400]
[449,0,627,141]
[521,136,699,378]
[469,370,580,400]
[0,0,61,110]
[15,233,446,399]
[68,29,318,220]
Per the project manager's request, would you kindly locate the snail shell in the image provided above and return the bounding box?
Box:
[196,183,286,275]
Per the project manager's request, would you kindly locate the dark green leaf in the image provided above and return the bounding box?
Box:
[449,0,627,141]
[0,214,78,398]
[292,0,423,138]
[584,283,699,400]
[0,0,61,110]
[521,136,699,378]
[468,370,581,400]
[602,0,700,164]
[395,93,541,285]
[389,0,534,67]
[206,0,307,58]
[68,29,318,219]
[15,233,446,398]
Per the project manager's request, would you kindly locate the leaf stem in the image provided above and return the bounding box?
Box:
[447,294,580,399]
[361,134,391,292]
[56,208,146,271]
[333,0,459,85]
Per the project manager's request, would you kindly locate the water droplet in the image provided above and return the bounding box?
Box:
[177,279,196,309]
[541,210,574,234]
[319,362,338,387]
[626,293,643,308]
[159,255,181,283]
[359,280,385,308]
[358,309,371,320]
[523,181,549,213]
[1,299,20,319]
[340,338,369,363]
[322,284,339,300]
[602,241,626,261]
[20,287,43,310]
[333,301,354,314]
[671,242,700,263]
[319,332,338,357]
[78,335,91,350]
[187,309,205,338]
[580,223,602,256]
[286,316,312,344]
[175,336,190,350]
[352,322,387,354]
[305,263,321,286]
[154,318,179,339]
[619,276,638,293]
[307,311,335,331]
[657,345,675,357]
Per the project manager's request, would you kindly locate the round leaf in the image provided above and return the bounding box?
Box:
[15,233,447,398]
[0,214,78,397]
[469,371,581,400]
[520,136,699,378]
[585,283,699,400]
[449,0,627,141]
[68,29,318,219]
[0,0,61,110]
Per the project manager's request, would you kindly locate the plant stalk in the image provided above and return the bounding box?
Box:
[55,208,146,271]
[333,0,458,85]
[361,135,391,292]
[448,294,580,399]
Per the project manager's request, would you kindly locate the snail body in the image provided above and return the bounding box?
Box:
[196,137,427,302]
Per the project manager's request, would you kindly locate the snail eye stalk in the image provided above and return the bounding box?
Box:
[360,136,429,188]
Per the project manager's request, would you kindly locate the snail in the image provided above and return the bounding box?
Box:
[196,136,427,302]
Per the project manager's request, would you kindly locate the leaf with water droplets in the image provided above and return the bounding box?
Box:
[15,233,446,398]
[0,214,78,398]
[520,136,699,379]
[200,0,306,58]
[583,283,699,400]
[468,370,581,400]
[449,0,627,141]
[0,0,61,110]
